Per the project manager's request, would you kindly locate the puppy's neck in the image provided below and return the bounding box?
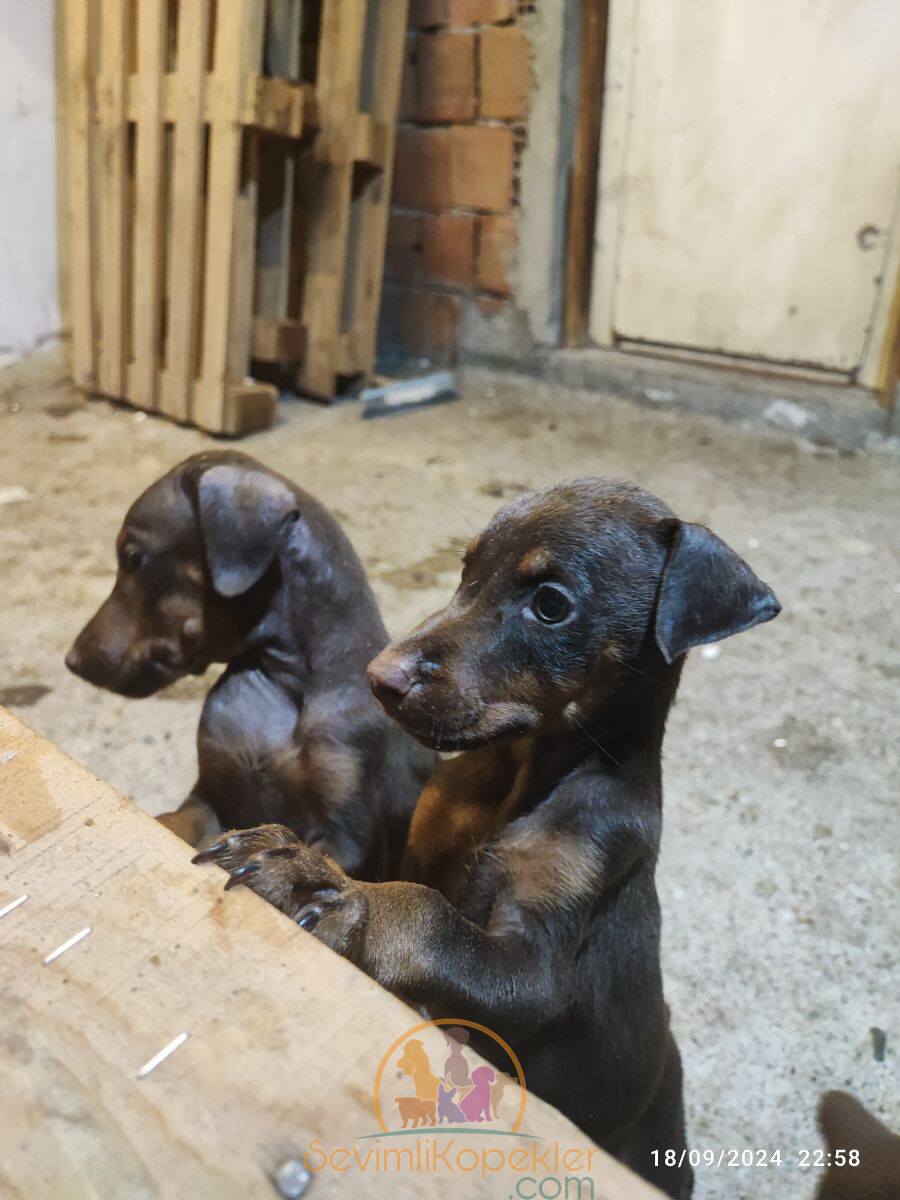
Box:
[570,655,684,779]
[511,656,684,808]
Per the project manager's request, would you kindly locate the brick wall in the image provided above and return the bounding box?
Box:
[380,1,532,362]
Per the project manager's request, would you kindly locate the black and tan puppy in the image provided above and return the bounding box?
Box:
[195,478,780,1197]
[66,451,434,876]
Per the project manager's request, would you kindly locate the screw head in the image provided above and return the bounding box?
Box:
[273,1159,311,1199]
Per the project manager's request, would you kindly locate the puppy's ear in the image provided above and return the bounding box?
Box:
[654,520,780,663]
[197,464,298,597]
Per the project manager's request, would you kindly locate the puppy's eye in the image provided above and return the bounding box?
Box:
[529,583,574,626]
[120,544,144,572]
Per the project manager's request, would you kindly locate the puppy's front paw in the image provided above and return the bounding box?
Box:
[192,824,366,953]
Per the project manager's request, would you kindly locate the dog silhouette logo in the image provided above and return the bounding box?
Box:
[372,1018,526,1134]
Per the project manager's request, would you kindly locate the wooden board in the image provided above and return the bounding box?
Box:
[64,0,96,389]
[294,0,369,398]
[131,0,168,412]
[163,0,211,421]
[0,708,662,1199]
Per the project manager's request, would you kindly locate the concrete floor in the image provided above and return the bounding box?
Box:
[1,351,897,1199]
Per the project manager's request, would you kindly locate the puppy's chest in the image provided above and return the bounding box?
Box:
[411,796,568,927]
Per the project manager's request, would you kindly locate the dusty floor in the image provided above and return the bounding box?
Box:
[1,352,897,1199]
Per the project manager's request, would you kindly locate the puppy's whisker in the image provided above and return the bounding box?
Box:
[567,714,622,769]
[443,496,480,537]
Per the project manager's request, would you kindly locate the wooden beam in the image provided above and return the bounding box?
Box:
[0,708,664,1199]
[341,1,410,380]
[125,77,318,138]
[252,317,307,362]
[563,0,609,347]
[131,0,168,411]
[63,0,96,389]
[97,0,131,398]
[163,0,211,421]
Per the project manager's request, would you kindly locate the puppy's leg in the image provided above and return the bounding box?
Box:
[195,824,574,1039]
[157,786,223,849]
[615,1035,693,1199]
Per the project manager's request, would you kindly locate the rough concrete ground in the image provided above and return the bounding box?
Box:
[1,351,897,1200]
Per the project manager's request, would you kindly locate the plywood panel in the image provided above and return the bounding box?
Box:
[0,708,662,1199]
[592,0,900,374]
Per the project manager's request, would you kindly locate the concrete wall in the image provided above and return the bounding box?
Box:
[0,1,60,363]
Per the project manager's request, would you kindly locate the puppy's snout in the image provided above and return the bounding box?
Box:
[65,631,113,686]
[367,650,420,707]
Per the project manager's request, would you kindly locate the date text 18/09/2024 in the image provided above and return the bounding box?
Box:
[652,1148,861,1171]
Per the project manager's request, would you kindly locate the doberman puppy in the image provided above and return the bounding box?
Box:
[66,451,434,877]
[194,478,780,1196]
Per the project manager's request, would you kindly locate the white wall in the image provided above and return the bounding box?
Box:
[0,1,60,362]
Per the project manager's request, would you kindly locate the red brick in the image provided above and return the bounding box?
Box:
[409,0,515,27]
[380,285,461,360]
[477,214,516,293]
[448,125,513,211]
[479,26,531,119]
[385,212,423,283]
[413,32,476,122]
[393,128,451,211]
[393,126,513,213]
[422,213,476,286]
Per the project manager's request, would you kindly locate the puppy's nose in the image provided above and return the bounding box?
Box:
[367,651,418,706]
[65,645,80,674]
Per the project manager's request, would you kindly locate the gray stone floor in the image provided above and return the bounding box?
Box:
[1,350,897,1199]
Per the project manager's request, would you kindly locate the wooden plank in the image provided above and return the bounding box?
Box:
[163,0,211,421]
[295,0,369,398]
[341,0,409,380]
[197,0,271,433]
[353,112,389,171]
[54,0,71,338]
[131,0,168,411]
[0,708,662,1199]
[97,0,130,397]
[256,0,304,328]
[562,0,608,347]
[125,361,277,432]
[125,77,318,137]
[64,0,96,389]
[252,316,307,362]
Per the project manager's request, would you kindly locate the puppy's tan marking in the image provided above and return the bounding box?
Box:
[516,547,554,577]
[499,825,604,911]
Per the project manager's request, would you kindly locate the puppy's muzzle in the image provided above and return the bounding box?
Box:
[366,649,420,710]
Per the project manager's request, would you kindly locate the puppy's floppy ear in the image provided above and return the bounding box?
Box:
[197,464,298,597]
[654,519,780,663]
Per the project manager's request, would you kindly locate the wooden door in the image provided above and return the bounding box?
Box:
[590,0,900,383]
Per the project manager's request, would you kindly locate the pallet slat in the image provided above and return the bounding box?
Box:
[64,0,96,389]
[344,0,410,378]
[164,0,211,421]
[131,0,168,411]
[97,0,129,397]
[294,0,369,398]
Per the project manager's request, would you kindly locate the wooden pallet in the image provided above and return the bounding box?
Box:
[60,0,408,432]
[253,0,409,400]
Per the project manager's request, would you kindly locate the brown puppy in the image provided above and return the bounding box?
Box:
[195,478,780,1196]
[67,451,434,876]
